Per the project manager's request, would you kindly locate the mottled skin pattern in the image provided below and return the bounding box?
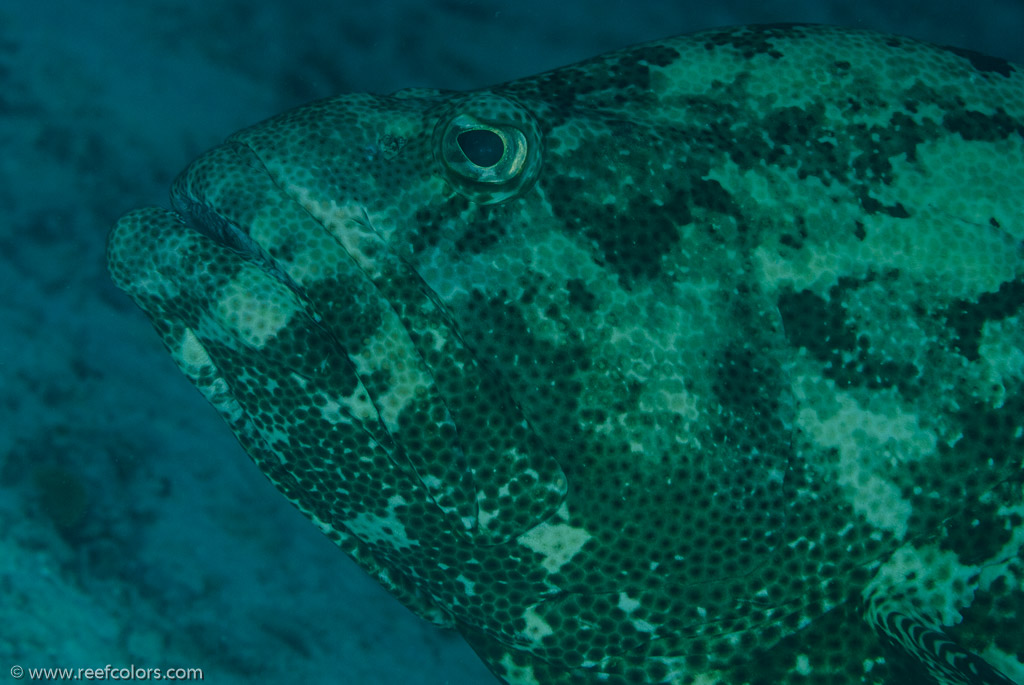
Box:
[108,25,1024,685]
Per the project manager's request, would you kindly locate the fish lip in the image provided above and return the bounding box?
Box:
[171,191,308,301]
[175,196,261,257]
[167,137,279,268]
[170,185,268,263]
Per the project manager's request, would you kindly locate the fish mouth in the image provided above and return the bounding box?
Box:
[169,146,310,304]
[175,198,262,258]
[178,198,311,304]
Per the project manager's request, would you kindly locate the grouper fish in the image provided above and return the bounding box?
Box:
[107,24,1024,684]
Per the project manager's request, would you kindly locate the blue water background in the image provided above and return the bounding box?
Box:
[1,1,1021,683]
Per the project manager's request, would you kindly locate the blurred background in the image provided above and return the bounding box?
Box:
[1,1,1021,683]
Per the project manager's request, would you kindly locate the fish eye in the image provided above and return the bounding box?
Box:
[442,116,529,183]
[434,93,542,205]
[457,128,505,167]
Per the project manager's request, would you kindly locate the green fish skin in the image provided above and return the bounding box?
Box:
[107,24,1024,685]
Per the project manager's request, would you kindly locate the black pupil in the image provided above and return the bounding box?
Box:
[457,129,504,167]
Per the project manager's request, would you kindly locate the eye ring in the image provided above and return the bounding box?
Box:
[434,92,542,205]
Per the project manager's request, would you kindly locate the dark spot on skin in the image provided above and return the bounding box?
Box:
[630,44,680,68]
[412,208,441,249]
[886,111,928,163]
[942,44,1015,78]
[778,276,922,396]
[301,278,386,358]
[963,577,1024,666]
[542,126,730,285]
[766,104,818,140]
[906,393,1024,538]
[779,288,857,366]
[712,343,785,426]
[520,282,538,306]
[854,221,867,240]
[566,278,597,313]
[725,99,937,203]
[702,24,815,60]
[780,221,808,250]
[860,196,911,218]
[939,498,1014,564]
[412,201,449,252]
[508,45,676,114]
[946,277,1024,361]
[456,290,587,450]
[888,202,910,218]
[454,212,507,253]
[693,178,737,216]
[841,107,932,183]
[943,107,1024,142]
